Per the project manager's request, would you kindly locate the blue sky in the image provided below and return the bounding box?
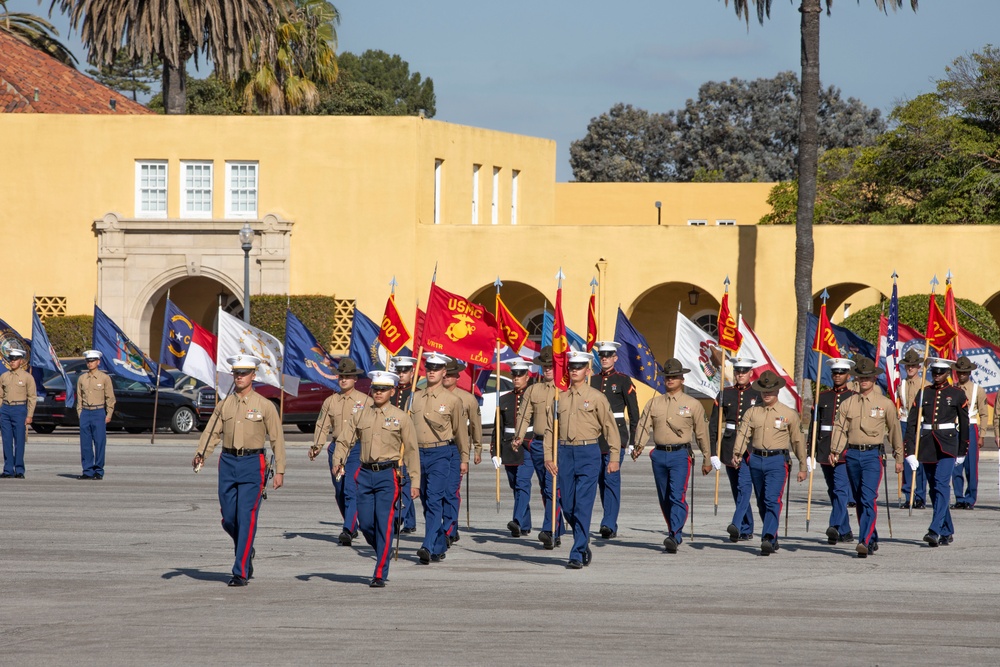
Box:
[9,0,1000,180]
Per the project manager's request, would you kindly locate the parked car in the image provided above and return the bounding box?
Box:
[32,372,203,434]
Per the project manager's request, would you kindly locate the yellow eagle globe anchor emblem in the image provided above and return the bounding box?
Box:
[445,314,476,342]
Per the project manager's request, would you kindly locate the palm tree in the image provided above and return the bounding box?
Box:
[1,0,77,66]
[723,0,917,393]
[236,0,339,114]
[49,0,285,114]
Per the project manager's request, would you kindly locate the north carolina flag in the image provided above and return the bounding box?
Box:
[812,303,841,358]
[586,294,597,352]
[926,293,957,353]
[716,292,742,353]
[496,294,529,352]
[552,286,570,391]
[421,283,498,367]
[378,294,411,356]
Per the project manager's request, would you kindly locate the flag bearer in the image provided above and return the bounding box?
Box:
[443,357,480,545]
[809,358,856,546]
[391,355,419,533]
[497,357,534,537]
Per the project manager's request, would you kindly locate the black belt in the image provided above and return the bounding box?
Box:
[848,444,882,452]
[751,448,787,458]
[222,447,264,457]
[655,444,689,452]
[2,400,27,406]
[361,460,398,471]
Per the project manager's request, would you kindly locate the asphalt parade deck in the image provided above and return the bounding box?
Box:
[3,435,1000,666]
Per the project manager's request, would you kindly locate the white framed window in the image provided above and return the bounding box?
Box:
[225,161,258,219]
[491,167,500,225]
[687,219,707,226]
[471,164,481,225]
[511,169,519,225]
[181,161,213,218]
[716,219,736,226]
[434,159,443,225]
[135,160,167,218]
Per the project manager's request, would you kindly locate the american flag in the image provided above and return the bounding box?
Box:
[880,281,901,407]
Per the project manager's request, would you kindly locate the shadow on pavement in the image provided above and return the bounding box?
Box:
[295,572,375,585]
[162,568,233,583]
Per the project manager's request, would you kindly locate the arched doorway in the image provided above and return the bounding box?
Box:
[144,276,239,363]
[813,283,885,325]
[468,281,548,343]
[627,282,721,362]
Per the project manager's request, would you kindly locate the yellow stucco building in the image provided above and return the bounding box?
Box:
[2,113,999,396]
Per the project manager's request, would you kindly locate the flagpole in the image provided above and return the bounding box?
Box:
[805,289,830,533]
[713,277,734,517]
[150,288,170,445]
[551,269,565,535]
[908,276,939,516]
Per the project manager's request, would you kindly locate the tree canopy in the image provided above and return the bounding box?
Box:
[570,72,885,182]
[333,49,435,117]
[842,294,1000,346]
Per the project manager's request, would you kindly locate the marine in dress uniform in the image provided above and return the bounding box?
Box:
[409,352,469,564]
[513,347,564,549]
[75,350,116,480]
[951,356,986,509]
[709,357,761,542]
[632,358,711,553]
[829,357,904,557]
[808,357,856,545]
[0,349,36,479]
[308,358,372,546]
[443,357,480,545]
[332,371,420,588]
[496,357,534,537]
[544,350,621,569]
[904,358,969,547]
[590,341,639,540]
[898,349,927,509]
[731,371,808,555]
[390,356,419,533]
[192,355,285,587]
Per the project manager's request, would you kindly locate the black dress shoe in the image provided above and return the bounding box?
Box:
[538,531,554,550]
[839,531,854,543]
[0,473,11,479]
[856,541,869,558]
[369,577,385,588]
[899,500,910,509]
[507,520,522,538]
[555,537,562,547]
[94,474,103,480]
[870,541,879,554]
[339,530,353,546]
[923,531,940,547]
[825,526,840,545]
[726,524,740,543]
[913,500,927,510]
[761,535,775,555]
[582,547,592,566]
[599,525,616,539]
[739,533,753,541]
[430,553,445,562]
[77,475,94,480]
[416,547,431,564]
[14,473,25,479]
[847,501,856,508]
[248,548,255,579]
[228,575,248,587]
[663,536,678,554]
[566,560,584,570]
[939,534,954,546]
[402,526,416,534]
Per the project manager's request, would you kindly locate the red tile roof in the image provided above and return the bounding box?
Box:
[0,30,153,114]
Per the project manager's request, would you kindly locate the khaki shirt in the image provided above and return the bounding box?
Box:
[409,384,470,461]
[196,389,286,473]
[958,380,988,431]
[451,387,483,456]
[515,380,554,441]
[313,388,373,449]
[76,370,116,418]
[830,390,904,461]
[0,368,37,418]
[332,403,420,488]
[733,402,807,473]
[634,390,711,459]
[543,383,620,462]
[899,375,923,419]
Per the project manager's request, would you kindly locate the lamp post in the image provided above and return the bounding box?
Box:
[239,223,253,323]
[655,200,662,225]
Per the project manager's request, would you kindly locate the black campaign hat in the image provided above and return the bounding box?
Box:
[751,370,786,392]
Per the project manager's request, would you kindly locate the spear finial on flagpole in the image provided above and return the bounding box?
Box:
[389,275,398,295]
[946,269,953,285]
[556,267,565,288]
[891,270,898,283]
[820,288,829,303]
[432,262,438,284]
[930,274,939,293]
[494,276,502,292]
[724,275,730,292]
[590,276,598,293]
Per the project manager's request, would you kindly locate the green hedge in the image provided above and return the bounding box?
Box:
[250,295,338,348]
[44,315,94,358]
[841,294,1000,346]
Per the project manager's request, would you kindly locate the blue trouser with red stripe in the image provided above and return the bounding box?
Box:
[598,421,628,532]
[79,407,107,477]
[726,462,754,536]
[506,460,533,531]
[419,445,452,555]
[399,464,417,530]
[900,422,927,503]
[328,444,360,533]
[748,452,789,543]
[650,447,691,544]
[952,424,979,506]
[845,448,882,547]
[443,445,462,541]
[557,442,600,563]
[528,438,564,536]
[218,451,266,579]
[1,403,27,476]
[926,456,956,538]
[822,461,852,536]
[356,465,400,581]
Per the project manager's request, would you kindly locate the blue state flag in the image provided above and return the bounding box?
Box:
[93,305,171,385]
[805,312,885,391]
[160,298,191,369]
[349,308,384,373]
[284,310,340,391]
[31,309,76,408]
[613,307,666,393]
[0,317,30,373]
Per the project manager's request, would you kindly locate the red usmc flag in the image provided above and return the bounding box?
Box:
[586,294,598,352]
[421,283,498,367]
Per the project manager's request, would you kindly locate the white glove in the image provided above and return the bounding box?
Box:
[491,456,503,469]
[709,456,722,471]
[905,455,919,471]
[955,455,966,465]
[806,457,818,472]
